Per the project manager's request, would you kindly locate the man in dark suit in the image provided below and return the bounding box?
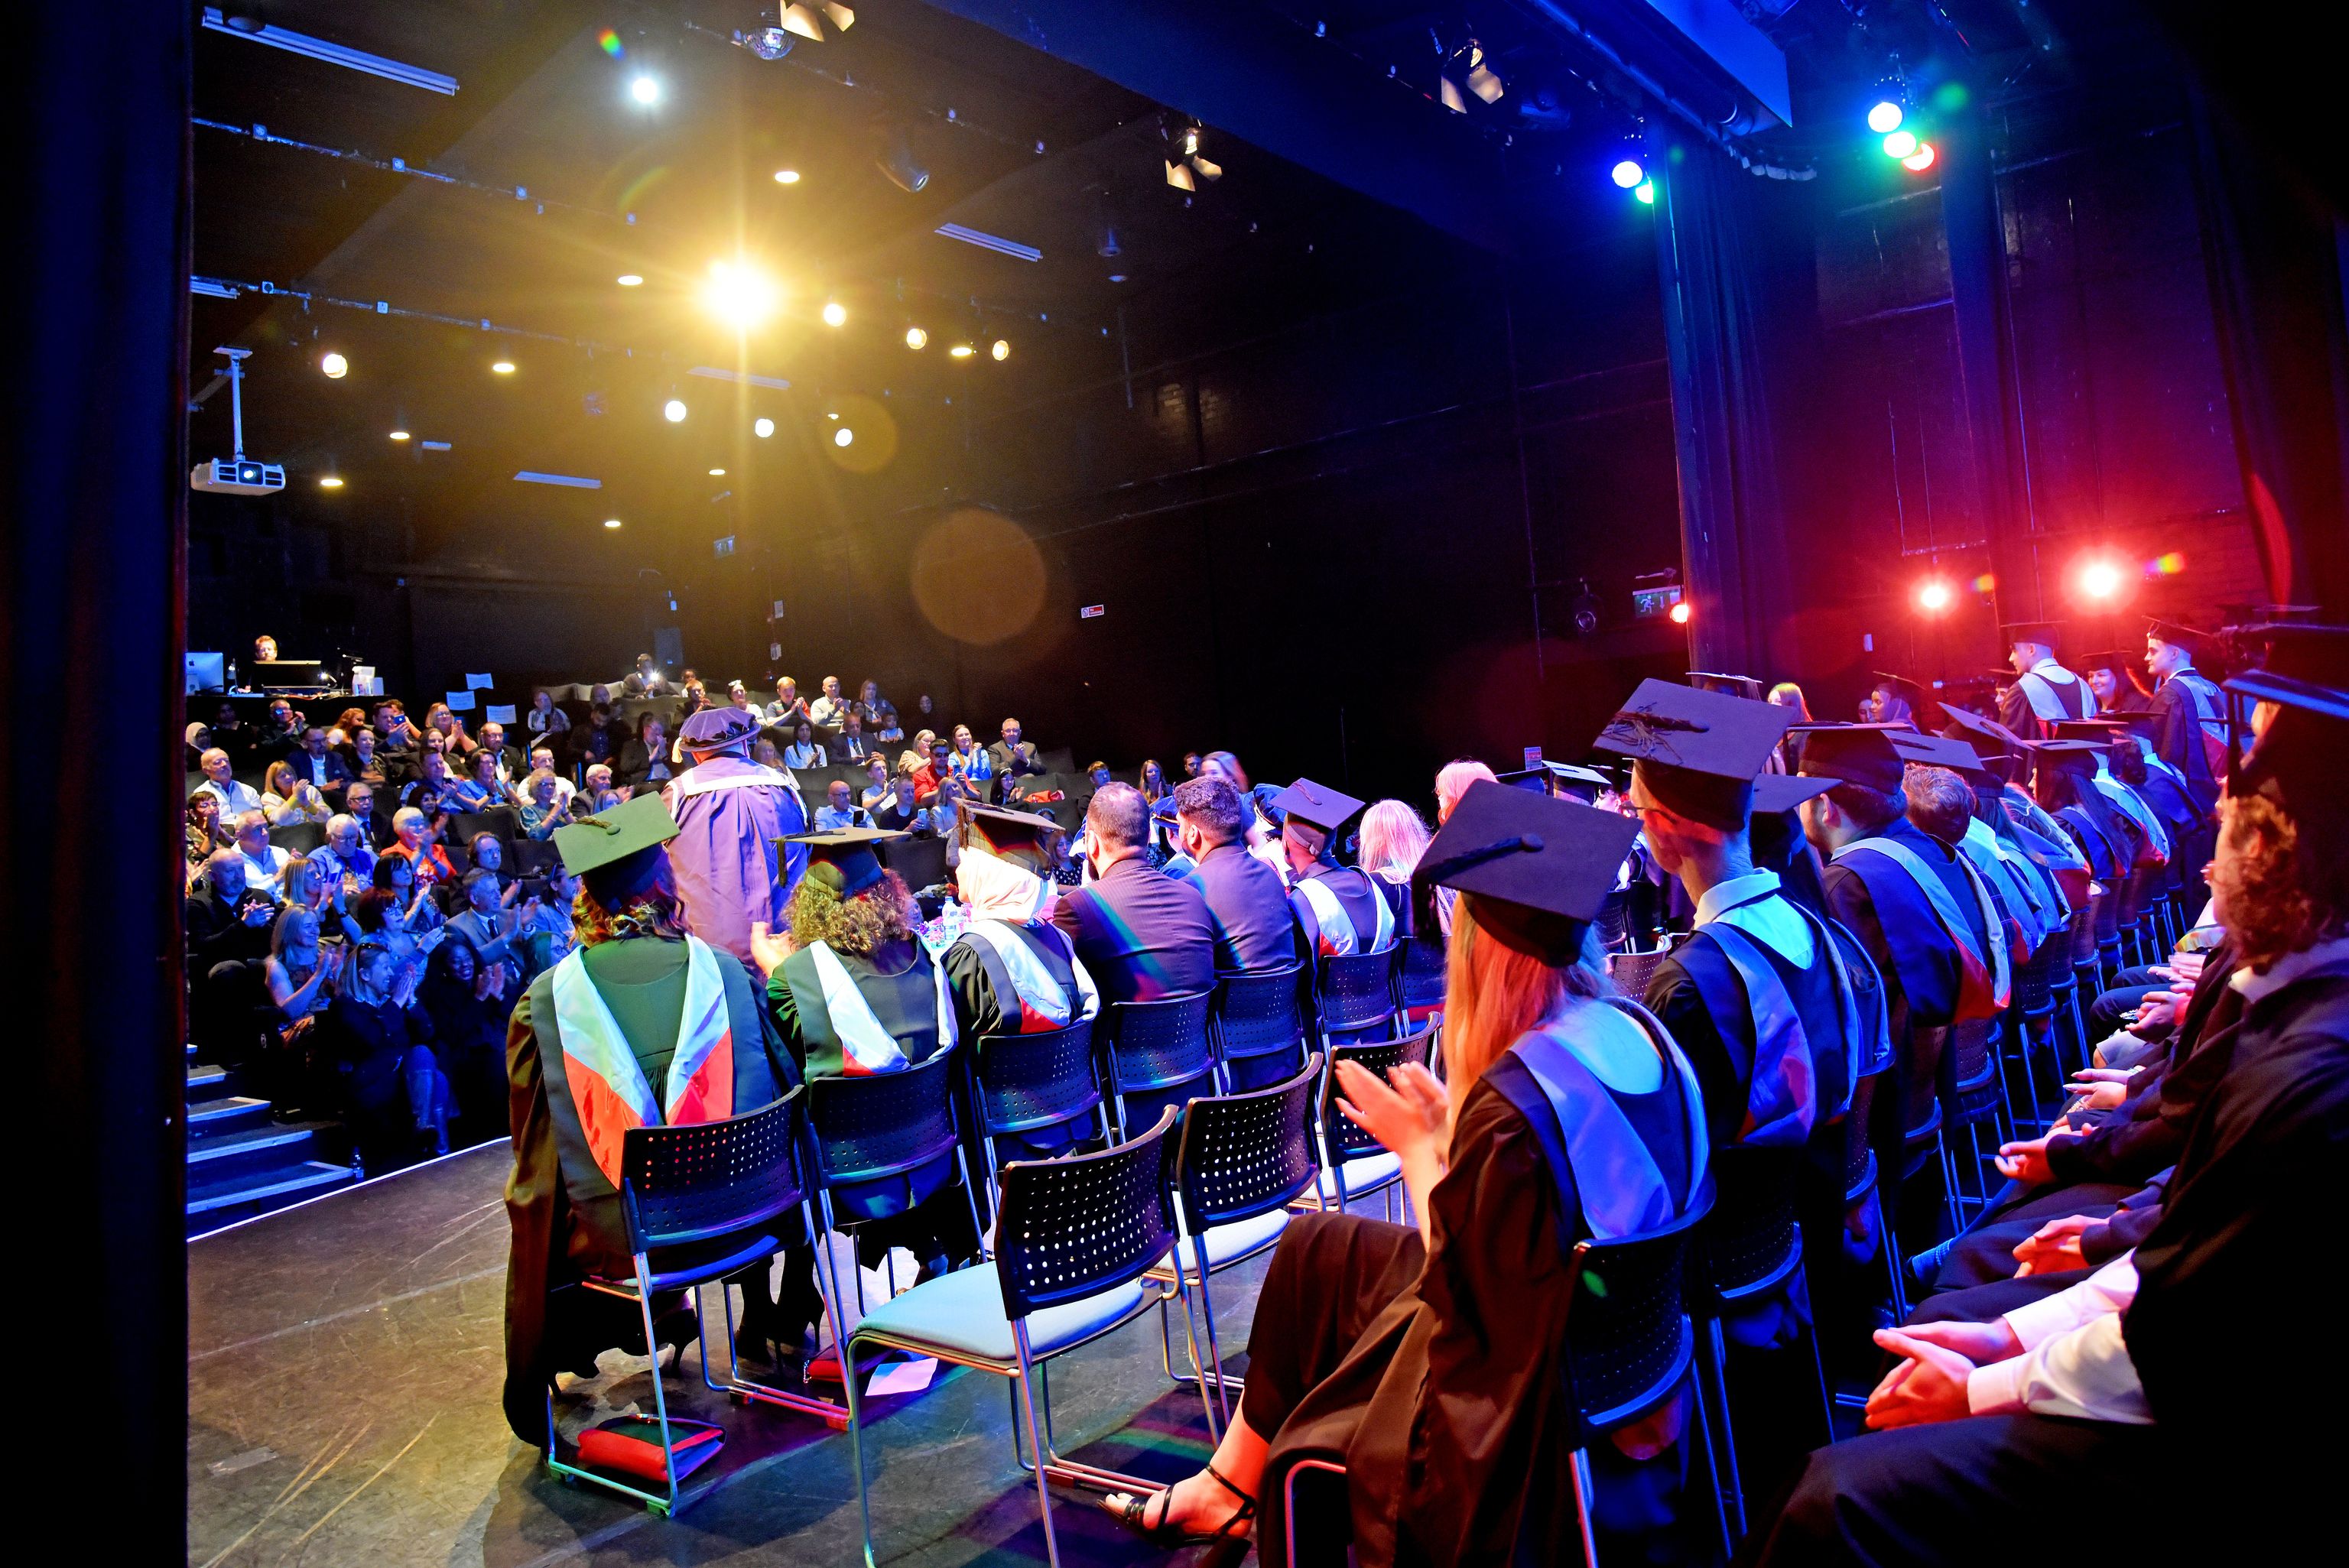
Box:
[986,717,1045,782]
[1051,782,1216,1005]
[288,724,356,805]
[1175,774,1298,973]
[828,709,874,765]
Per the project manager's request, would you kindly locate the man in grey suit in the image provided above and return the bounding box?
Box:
[986,716,1046,782]
[1176,775,1299,973]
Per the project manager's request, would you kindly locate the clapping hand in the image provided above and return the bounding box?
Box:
[1863,1330,1980,1430]
[747,920,795,978]
[2013,1213,2095,1277]
[1334,1060,1448,1166]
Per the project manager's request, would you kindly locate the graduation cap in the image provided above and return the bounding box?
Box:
[2220,602,2325,628]
[554,792,681,904]
[780,826,908,896]
[1496,761,1613,803]
[1413,780,1640,963]
[1792,724,1907,794]
[2237,624,2349,687]
[963,800,1061,851]
[1270,778,1365,838]
[2143,619,2212,657]
[1688,670,1766,701]
[2073,650,2140,678]
[1889,731,1985,773]
[1593,678,1792,832]
[1937,703,2029,758]
[1868,671,1937,724]
[2053,718,2135,745]
[2023,738,2106,777]
[2000,619,2065,652]
[2224,626,2349,794]
[1750,773,1833,815]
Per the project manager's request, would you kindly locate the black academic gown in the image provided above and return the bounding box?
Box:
[2148,668,2226,815]
[501,933,788,1443]
[1288,859,1390,958]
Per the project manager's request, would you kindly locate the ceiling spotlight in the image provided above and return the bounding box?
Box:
[2079,558,2126,600]
[319,351,348,378]
[1190,154,1222,182]
[1668,599,1692,625]
[949,343,975,359]
[388,430,410,441]
[754,416,775,438]
[773,168,801,184]
[991,339,1010,361]
[1902,142,1938,173]
[1635,180,1655,206]
[821,299,847,327]
[1611,158,1644,190]
[491,359,516,374]
[629,74,661,106]
[833,427,854,447]
[822,2,856,29]
[1165,159,1197,192]
[781,4,825,41]
[603,518,623,529]
[876,125,929,193]
[318,475,344,489]
[905,326,928,350]
[1466,61,1503,104]
[1096,218,1121,258]
[1883,130,1919,159]
[1915,577,1954,612]
[616,273,644,287]
[700,258,779,329]
[1868,100,1905,134]
[664,398,688,422]
[708,467,726,476]
[1178,125,1200,157]
[744,28,792,60]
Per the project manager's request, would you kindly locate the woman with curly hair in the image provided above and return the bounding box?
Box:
[745,828,983,1359]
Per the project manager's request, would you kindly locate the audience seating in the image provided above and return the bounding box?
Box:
[2007,932,2067,1133]
[876,833,948,892]
[805,1053,984,1310]
[1605,946,1675,998]
[268,821,326,854]
[1314,947,1399,1048]
[512,837,562,876]
[1097,992,1217,1137]
[1208,963,1309,1092]
[1147,1053,1324,1433]
[1304,1027,1433,1216]
[840,1108,1181,1568]
[546,1091,819,1516]
[449,807,520,850]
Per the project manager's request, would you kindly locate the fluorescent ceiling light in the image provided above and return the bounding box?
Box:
[201,8,458,95]
[515,470,602,489]
[934,223,1042,262]
[688,365,792,391]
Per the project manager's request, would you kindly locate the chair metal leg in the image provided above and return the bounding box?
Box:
[1877,1183,1910,1323]
[1189,1233,1235,1430]
[633,1269,682,1516]
[1010,1324,1062,1568]
[841,1327,878,1568]
[1569,1445,1605,1568]
[1701,1316,1749,1537]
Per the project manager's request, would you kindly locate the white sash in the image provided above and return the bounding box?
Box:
[2016,666,2086,723]
[547,936,736,1180]
[957,920,1101,1027]
[1297,868,1395,956]
[807,940,956,1075]
[664,763,804,807]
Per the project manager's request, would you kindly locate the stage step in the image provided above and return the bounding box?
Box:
[187,1122,330,1183]
[187,1160,355,1235]
[188,1095,273,1139]
[187,1063,232,1102]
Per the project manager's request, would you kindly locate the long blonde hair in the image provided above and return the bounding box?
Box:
[1434,760,1497,825]
[1358,799,1431,881]
[1439,898,1610,1129]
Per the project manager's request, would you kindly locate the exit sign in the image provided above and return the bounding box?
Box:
[1079,604,1105,619]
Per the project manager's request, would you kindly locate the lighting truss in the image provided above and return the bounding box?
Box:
[201,8,459,95]
[934,223,1043,262]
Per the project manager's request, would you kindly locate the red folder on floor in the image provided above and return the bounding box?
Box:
[575,1414,724,1483]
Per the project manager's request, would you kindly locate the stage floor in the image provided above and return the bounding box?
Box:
[189,1142,1267,1566]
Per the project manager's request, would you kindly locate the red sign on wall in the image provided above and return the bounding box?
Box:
[1079,604,1105,619]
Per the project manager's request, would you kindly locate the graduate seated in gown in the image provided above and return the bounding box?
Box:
[1748,649,2349,1564]
[742,828,985,1363]
[1101,781,1713,1563]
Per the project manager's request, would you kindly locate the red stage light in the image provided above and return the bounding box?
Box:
[1669,599,1692,625]
[1915,578,1954,612]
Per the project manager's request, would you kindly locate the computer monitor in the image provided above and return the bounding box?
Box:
[185,652,226,694]
[252,658,334,691]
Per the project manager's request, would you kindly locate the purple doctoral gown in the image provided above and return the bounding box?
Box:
[661,756,808,967]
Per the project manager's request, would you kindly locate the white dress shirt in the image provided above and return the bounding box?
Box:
[200,778,265,821]
[1692,868,1815,966]
[1967,1256,2150,1424]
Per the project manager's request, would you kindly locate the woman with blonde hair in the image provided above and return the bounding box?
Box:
[261,760,333,826]
[1360,798,1444,1021]
[1432,758,1497,825]
[1104,781,1709,1557]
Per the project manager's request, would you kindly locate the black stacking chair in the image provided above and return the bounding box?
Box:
[1606,946,1675,1000]
[967,1018,1110,1187]
[1314,947,1399,1047]
[1395,933,1447,1018]
[1841,1060,1909,1332]
[2007,933,2066,1134]
[448,809,514,852]
[840,1108,1181,1568]
[1271,1181,1722,1567]
[2114,865,2150,968]
[546,1090,838,1515]
[267,820,326,855]
[2065,897,2104,1063]
[2091,878,2124,985]
[1097,991,1217,1137]
[1148,1053,1324,1434]
[1209,963,1309,1092]
[806,1053,985,1310]
[1938,1018,2006,1216]
[1690,1145,1831,1539]
[1302,1027,1433,1216]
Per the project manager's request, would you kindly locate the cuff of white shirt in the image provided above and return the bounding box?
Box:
[2003,1287,2094,1352]
[1967,1358,2029,1417]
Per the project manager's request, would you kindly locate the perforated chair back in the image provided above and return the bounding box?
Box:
[1172,1053,1323,1230]
[1396,935,1446,1011]
[1317,949,1399,1039]
[1100,991,1216,1093]
[1843,1064,1886,1203]
[1321,1028,1434,1163]
[1693,1146,1802,1309]
[1210,965,1307,1066]
[1945,1018,1997,1094]
[808,1050,963,1187]
[268,820,327,854]
[2116,866,2148,932]
[973,1018,1103,1136]
[2013,933,2060,1015]
[2068,900,2102,966]
[1560,1183,1711,1441]
[994,1106,1178,1320]
[1606,947,1672,1000]
[2091,883,2120,945]
[616,1089,807,1252]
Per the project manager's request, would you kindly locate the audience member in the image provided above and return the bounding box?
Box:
[816,780,872,831]
[343,781,385,849]
[418,937,517,1141]
[524,688,570,742]
[784,722,824,769]
[186,848,279,1060]
[830,709,874,764]
[764,675,809,727]
[946,723,995,789]
[312,812,375,891]
[871,773,944,835]
[445,867,523,968]
[232,810,293,898]
[197,747,265,822]
[424,702,476,759]
[1140,758,1171,805]
[382,806,457,887]
[473,721,523,786]
[807,675,850,738]
[285,723,354,803]
[859,680,902,745]
[355,854,439,938]
[902,739,942,804]
[857,754,892,810]
[316,940,450,1168]
[619,713,676,792]
[186,790,231,878]
[1053,782,1216,1011]
[1176,775,1298,977]
[1182,751,1203,780]
[342,726,385,791]
[988,717,1045,780]
[518,771,571,838]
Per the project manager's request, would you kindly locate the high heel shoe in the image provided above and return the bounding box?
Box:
[1102,1461,1256,1545]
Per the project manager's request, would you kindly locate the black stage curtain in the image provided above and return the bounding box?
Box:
[0,2,190,1556]
[2188,90,2349,615]
[1647,125,1834,684]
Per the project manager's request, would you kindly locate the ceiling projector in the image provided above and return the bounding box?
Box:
[190,345,284,495]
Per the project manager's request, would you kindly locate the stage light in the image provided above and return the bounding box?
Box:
[822,2,856,29]
[991,339,1010,361]
[754,416,775,438]
[1190,154,1222,182]
[1916,577,1954,612]
[2080,559,2126,599]
[319,351,348,378]
[1635,180,1655,205]
[701,259,779,330]
[745,27,792,60]
[708,467,726,476]
[781,4,825,41]
[1612,158,1644,189]
[319,475,344,489]
[1883,130,1918,159]
[603,518,622,529]
[772,168,803,187]
[1868,100,1904,134]
[388,430,410,441]
[949,343,975,359]
[629,74,661,106]
[1165,158,1197,192]
[664,398,688,423]
[1668,599,1692,625]
[1902,142,1938,173]
[876,125,929,193]
[904,326,928,350]
[821,299,847,327]
[833,427,854,447]
[616,273,643,286]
